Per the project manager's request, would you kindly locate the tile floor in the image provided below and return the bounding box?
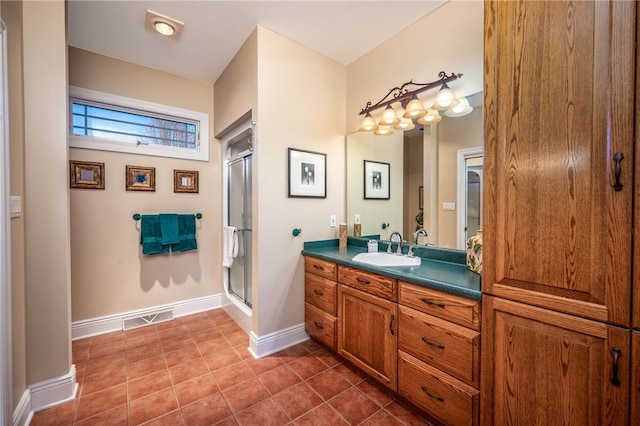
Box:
[31,308,433,425]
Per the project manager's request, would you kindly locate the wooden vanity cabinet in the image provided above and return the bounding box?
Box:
[398,281,480,425]
[337,265,398,391]
[304,257,337,350]
[482,0,637,423]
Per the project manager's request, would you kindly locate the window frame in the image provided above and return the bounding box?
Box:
[69,86,209,161]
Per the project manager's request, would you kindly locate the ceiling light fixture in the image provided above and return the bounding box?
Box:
[145,9,184,38]
[358,71,463,134]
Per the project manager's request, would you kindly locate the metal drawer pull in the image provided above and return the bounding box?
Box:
[421,297,445,308]
[421,336,445,349]
[313,321,324,330]
[612,152,624,192]
[610,347,622,387]
[313,289,324,296]
[356,277,371,285]
[313,264,324,271]
[390,314,395,335]
[421,385,444,402]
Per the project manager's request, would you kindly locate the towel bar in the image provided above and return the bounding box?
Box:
[133,213,202,221]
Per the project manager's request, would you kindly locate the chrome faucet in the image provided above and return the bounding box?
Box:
[413,228,428,245]
[387,231,403,255]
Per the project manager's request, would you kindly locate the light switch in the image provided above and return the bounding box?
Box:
[354,214,361,224]
[10,196,21,218]
[442,202,456,211]
[330,215,337,227]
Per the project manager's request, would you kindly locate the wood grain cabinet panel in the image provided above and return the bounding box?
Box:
[481,296,629,425]
[399,350,479,426]
[483,0,634,326]
[399,306,480,388]
[338,283,397,390]
[399,281,480,331]
[304,256,337,281]
[338,265,397,301]
[632,331,640,426]
[304,302,336,350]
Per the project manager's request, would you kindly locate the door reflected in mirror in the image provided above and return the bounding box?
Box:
[346,92,483,251]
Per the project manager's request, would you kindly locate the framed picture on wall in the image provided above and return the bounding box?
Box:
[70,160,105,190]
[364,160,390,200]
[126,165,155,191]
[174,169,199,193]
[287,148,327,198]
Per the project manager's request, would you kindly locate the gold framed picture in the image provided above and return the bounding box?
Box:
[174,169,199,193]
[70,160,105,189]
[126,165,155,191]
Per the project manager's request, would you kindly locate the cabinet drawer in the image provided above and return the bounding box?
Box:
[304,257,337,280]
[399,306,480,388]
[338,265,397,301]
[398,351,479,426]
[399,281,480,330]
[305,303,336,350]
[305,273,337,315]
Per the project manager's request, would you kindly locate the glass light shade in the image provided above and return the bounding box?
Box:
[444,97,473,117]
[378,105,400,126]
[153,21,176,36]
[417,109,442,125]
[374,125,393,136]
[403,97,427,119]
[432,83,459,110]
[394,117,415,131]
[358,113,378,132]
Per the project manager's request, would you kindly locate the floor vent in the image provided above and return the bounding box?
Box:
[122,309,174,331]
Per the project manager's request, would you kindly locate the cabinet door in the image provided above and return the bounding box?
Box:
[632,331,640,425]
[484,0,635,325]
[338,284,397,390]
[480,296,630,425]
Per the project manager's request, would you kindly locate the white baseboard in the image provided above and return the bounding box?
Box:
[12,390,31,426]
[248,322,309,359]
[71,294,224,340]
[29,364,77,413]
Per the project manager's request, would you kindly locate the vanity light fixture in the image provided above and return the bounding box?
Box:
[145,9,184,38]
[358,71,462,135]
[444,97,473,117]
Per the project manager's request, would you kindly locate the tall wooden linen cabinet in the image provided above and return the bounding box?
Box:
[481,1,639,424]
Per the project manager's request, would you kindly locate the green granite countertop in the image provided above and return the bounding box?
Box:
[302,237,481,300]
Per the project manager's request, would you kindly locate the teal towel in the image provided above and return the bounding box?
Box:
[172,214,198,253]
[140,215,170,255]
[159,214,180,245]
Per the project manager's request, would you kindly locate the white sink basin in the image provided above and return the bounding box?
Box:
[352,252,421,267]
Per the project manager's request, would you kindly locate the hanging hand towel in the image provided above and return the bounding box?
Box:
[140,215,170,255]
[172,214,198,253]
[159,213,180,245]
[223,226,239,267]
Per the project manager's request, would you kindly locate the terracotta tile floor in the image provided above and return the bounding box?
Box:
[31,308,432,425]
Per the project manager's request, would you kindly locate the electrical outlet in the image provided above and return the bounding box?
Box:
[354,214,361,224]
[330,215,337,227]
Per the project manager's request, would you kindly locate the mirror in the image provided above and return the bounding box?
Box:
[346,92,483,250]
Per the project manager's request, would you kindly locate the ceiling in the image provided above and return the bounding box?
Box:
[67,1,448,84]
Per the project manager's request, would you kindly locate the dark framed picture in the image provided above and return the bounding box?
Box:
[126,165,155,191]
[174,169,199,193]
[364,160,390,200]
[288,148,326,198]
[70,160,105,189]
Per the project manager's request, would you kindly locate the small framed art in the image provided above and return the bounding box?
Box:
[70,160,105,189]
[364,160,390,200]
[288,148,327,198]
[174,169,199,193]
[126,165,155,191]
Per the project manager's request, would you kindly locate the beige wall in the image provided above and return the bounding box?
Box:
[254,27,346,336]
[436,108,483,248]
[4,0,27,410]
[22,0,71,385]
[68,48,219,321]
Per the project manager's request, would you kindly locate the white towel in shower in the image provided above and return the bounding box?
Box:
[223,226,239,268]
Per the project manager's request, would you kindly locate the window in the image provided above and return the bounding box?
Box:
[69,86,209,161]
